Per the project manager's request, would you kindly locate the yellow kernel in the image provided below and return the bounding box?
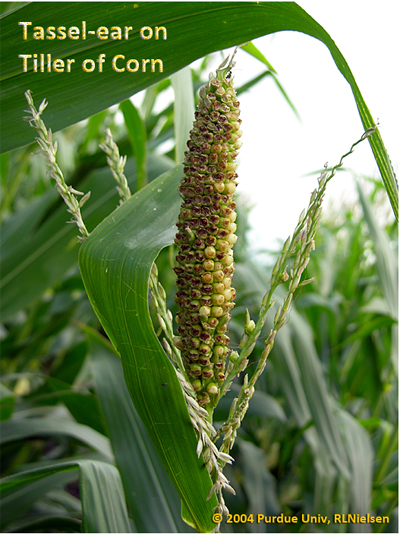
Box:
[213,282,225,293]
[203,260,214,271]
[225,182,236,194]
[202,272,213,283]
[204,246,216,259]
[213,270,224,282]
[216,240,229,251]
[227,222,237,233]
[214,182,225,193]
[207,382,219,395]
[199,306,211,317]
[223,277,232,288]
[214,345,225,357]
[214,262,223,271]
[223,288,234,301]
[227,212,237,222]
[212,294,225,305]
[223,255,234,266]
[226,234,237,245]
[212,306,224,317]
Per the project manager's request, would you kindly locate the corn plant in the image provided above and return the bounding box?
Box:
[0,2,398,533]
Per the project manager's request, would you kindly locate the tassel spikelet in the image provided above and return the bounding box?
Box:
[173,56,242,409]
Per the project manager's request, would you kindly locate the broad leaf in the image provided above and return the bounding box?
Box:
[0,2,397,218]
[79,166,218,532]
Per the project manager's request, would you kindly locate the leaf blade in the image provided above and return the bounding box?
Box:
[87,329,186,533]
[79,166,218,532]
[0,2,396,218]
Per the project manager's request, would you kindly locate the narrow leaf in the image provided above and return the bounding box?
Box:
[241,41,277,73]
[120,99,147,191]
[0,460,132,533]
[171,67,195,165]
[87,329,186,533]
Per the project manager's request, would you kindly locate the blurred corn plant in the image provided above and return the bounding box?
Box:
[0,2,398,533]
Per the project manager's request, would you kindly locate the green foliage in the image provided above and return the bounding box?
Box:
[0,2,397,218]
[79,167,219,532]
[0,2,398,532]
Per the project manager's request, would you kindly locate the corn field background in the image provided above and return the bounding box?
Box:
[0,2,398,533]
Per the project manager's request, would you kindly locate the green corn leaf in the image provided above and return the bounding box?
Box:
[120,99,147,191]
[0,2,397,217]
[357,183,398,320]
[237,439,281,518]
[0,471,79,530]
[0,383,16,421]
[0,155,173,321]
[171,66,195,165]
[241,41,277,73]
[78,166,218,532]
[337,410,374,525]
[214,382,287,423]
[87,328,187,533]
[0,414,113,461]
[10,517,82,533]
[0,460,132,533]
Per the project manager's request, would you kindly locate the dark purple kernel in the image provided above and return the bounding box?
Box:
[217,229,229,238]
[197,228,208,238]
[200,332,211,341]
[202,285,213,295]
[192,206,201,216]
